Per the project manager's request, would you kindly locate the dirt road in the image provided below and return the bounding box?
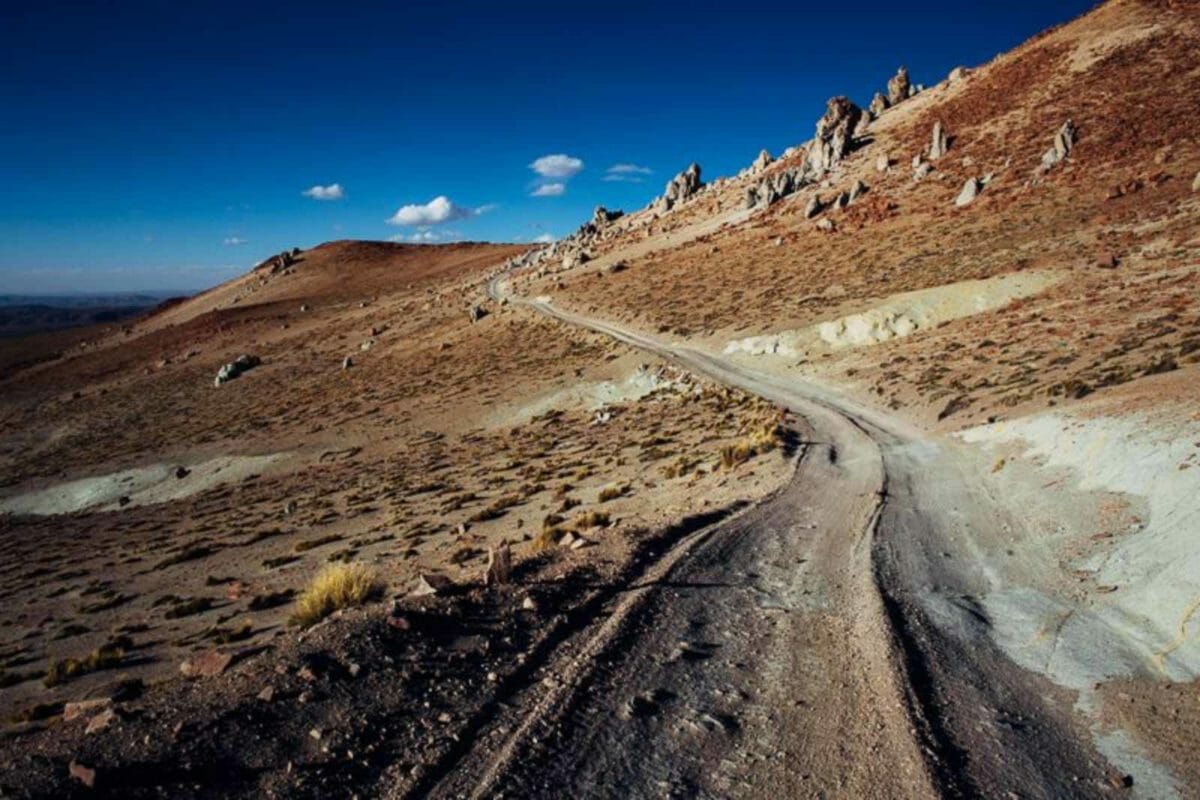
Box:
[416,279,1124,798]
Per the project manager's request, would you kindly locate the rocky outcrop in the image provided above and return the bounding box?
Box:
[913,160,932,181]
[591,206,623,226]
[657,163,703,212]
[948,66,970,82]
[752,149,773,172]
[849,179,867,203]
[807,97,864,175]
[887,66,911,106]
[214,354,259,387]
[929,122,949,160]
[875,154,891,173]
[955,177,982,207]
[1041,119,1077,169]
[869,92,889,118]
[468,304,488,324]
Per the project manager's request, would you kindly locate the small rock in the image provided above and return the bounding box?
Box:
[914,162,933,181]
[875,154,890,173]
[85,708,117,735]
[1096,251,1120,269]
[522,595,538,611]
[69,761,96,788]
[180,649,234,678]
[257,686,276,702]
[816,218,836,232]
[803,195,822,219]
[348,662,362,678]
[64,698,111,722]
[309,728,322,741]
[848,179,867,203]
[948,66,969,82]
[174,466,190,479]
[1193,171,1200,192]
[569,535,590,550]
[411,573,455,597]
[342,356,353,370]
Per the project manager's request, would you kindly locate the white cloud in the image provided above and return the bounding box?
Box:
[387,195,479,226]
[529,154,584,179]
[533,233,555,243]
[223,236,247,246]
[530,183,565,197]
[603,163,653,183]
[388,227,460,244]
[302,183,345,200]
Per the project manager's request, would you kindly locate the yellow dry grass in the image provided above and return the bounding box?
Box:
[290,562,384,628]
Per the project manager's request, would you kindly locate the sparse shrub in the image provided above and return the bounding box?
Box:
[44,637,132,688]
[290,563,384,628]
[720,422,781,469]
[164,597,213,619]
[573,511,611,529]
[294,534,344,553]
[557,496,580,512]
[598,485,626,502]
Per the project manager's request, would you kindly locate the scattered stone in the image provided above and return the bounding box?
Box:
[816,218,836,232]
[411,573,455,597]
[522,595,538,611]
[1097,251,1120,269]
[604,261,627,274]
[69,761,96,789]
[309,728,322,741]
[955,177,982,207]
[348,662,361,678]
[887,66,911,106]
[342,356,353,370]
[875,154,891,173]
[569,535,590,550]
[483,543,513,586]
[833,192,849,209]
[804,195,822,219]
[1192,171,1200,192]
[558,531,579,548]
[914,162,933,181]
[468,304,488,324]
[214,354,260,387]
[180,649,234,678]
[257,686,276,702]
[848,179,867,203]
[929,121,949,160]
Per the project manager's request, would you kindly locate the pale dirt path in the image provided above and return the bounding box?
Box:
[419,265,1123,797]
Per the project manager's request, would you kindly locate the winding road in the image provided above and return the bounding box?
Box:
[417,272,1120,798]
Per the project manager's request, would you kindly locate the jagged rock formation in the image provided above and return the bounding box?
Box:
[1041,119,1077,169]
[948,66,969,82]
[913,160,932,181]
[848,179,867,203]
[807,97,863,175]
[929,122,949,160]
[751,149,773,172]
[592,206,623,226]
[887,66,911,105]
[656,163,703,212]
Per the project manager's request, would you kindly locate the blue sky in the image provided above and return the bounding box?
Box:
[0,0,1097,293]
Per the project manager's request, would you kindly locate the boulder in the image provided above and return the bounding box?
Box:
[816,218,836,232]
[468,304,488,324]
[875,154,891,173]
[1041,119,1077,169]
[955,177,982,207]
[929,122,949,160]
[887,66,911,106]
[804,195,822,219]
[483,543,512,586]
[214,354,260,387]
[834,192,849,209]
[807,97,864,175]
[869,92,889,118]
[848,179,868,203]
[913,161,933,181]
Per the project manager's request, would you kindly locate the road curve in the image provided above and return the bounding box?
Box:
[431,275,1116,798]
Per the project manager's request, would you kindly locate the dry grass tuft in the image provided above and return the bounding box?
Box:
[720,422,782,469]
[290,563,384,628]
[44,637,132,688]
